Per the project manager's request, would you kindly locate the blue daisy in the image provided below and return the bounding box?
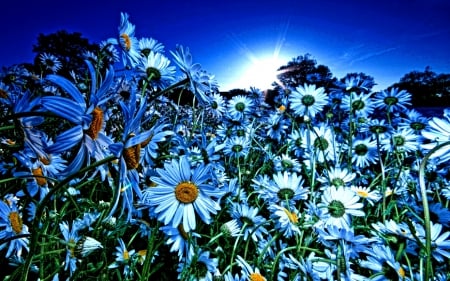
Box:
[141,156,223,232]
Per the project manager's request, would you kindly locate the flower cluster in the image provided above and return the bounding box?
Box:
[1,12,450,281]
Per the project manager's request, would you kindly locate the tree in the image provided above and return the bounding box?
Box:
[391,67,450,107]
[276,53,336,89]
[32,30,102,78]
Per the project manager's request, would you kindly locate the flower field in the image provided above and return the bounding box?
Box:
[1,12,450,281]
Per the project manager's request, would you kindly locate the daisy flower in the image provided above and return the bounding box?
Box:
[171,45,217,105]
[359,244,408,281]
[178,250,218,281]
[39,53,62,73]
[109,12,141,67]
[223,136,251,159]
[318,166,356,188]
[373,87,411,113]
[230,203,268,242]
[350,137,379,168]
[398,108,429,133]
[269,205,301,238]
[351,185,382,206]
[256,171,308,207]
[288,83,329,118]
[227,95,255,121]
[136,50,176,89]
[108,238,136,279]
[141,156,223,232]
[381,127,418,153]
[0,198,29,258]
[317,186,365,229]
[341,91,375,117]
[421,116,450,163]
[138,37,165,57]
[160,224,200,260]
[235,255,267,281]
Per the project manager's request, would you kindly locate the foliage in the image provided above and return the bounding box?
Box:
[392,66,450,107]
[1,12,450,281]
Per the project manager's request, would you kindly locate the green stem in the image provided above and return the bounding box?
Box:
[419,140,450,281]
[21,155,117,281]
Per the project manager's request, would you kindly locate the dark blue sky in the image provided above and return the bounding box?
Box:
[3,0,450,91]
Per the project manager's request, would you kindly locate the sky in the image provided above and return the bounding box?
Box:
[2,0,450,91]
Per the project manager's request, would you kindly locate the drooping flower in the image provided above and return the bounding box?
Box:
[42,60,115,179]
[108,12,141,67]
[108,238,136,279]
[0,197,29,258]
[141,156,223,232]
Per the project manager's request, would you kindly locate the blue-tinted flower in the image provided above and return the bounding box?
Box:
[265,112,289,141]
[42,60,115,179]
[235,255,267,281]
[351,137,378,168]
[230,203,268,242]
[223,136,251,159]
[373,87,411,113]
[160,224,199,260]
[304,124,338,163]
[178,250,218,281]
[171,45,218,105]
[351,185,382,206]
[269,205,301,238]
[109,12,141,67]
[289,83,329,118]
[381,127,418,153]
[318,166,356,188]
[227,95,254,121]
[341,91,375,117]
[39,53,62,73]
[0,198,29,258]
[422,117,450,163]
[317,186,365,229]
[138,37,165,56]
[137,51,176,89]
[360,244,407,280]
[141,156,223,232]
[256,171,308,207]
[108,238,136,279]
[59,221,81,276]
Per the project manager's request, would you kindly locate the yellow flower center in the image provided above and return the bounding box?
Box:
[123,249,130,260]
[250,273,266,281]
[278,105,286,112]
[8,211,23,234]
[32,166,47,186]
[85,107,103,140]
[283,208,298,223]
[356,189,369,198]
[120,33,132,51]
[398,266,405,277]
[175,182,198,203]
[123,143,141,170]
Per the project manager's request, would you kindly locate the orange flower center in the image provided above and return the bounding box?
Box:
[39,155,51,165]
[123,143,141,170]
[175,182,198,203]
[283,208,298,223]
[0,89,8,99]
[250,273,266,281]
[85,107,103,140]
[120,33,132,51]
[32,166,47,186]
[8,211,23,234]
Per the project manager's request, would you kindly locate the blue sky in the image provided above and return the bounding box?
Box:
[2,0,450,91]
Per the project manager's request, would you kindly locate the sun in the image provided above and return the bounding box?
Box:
[241,55,287,90]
